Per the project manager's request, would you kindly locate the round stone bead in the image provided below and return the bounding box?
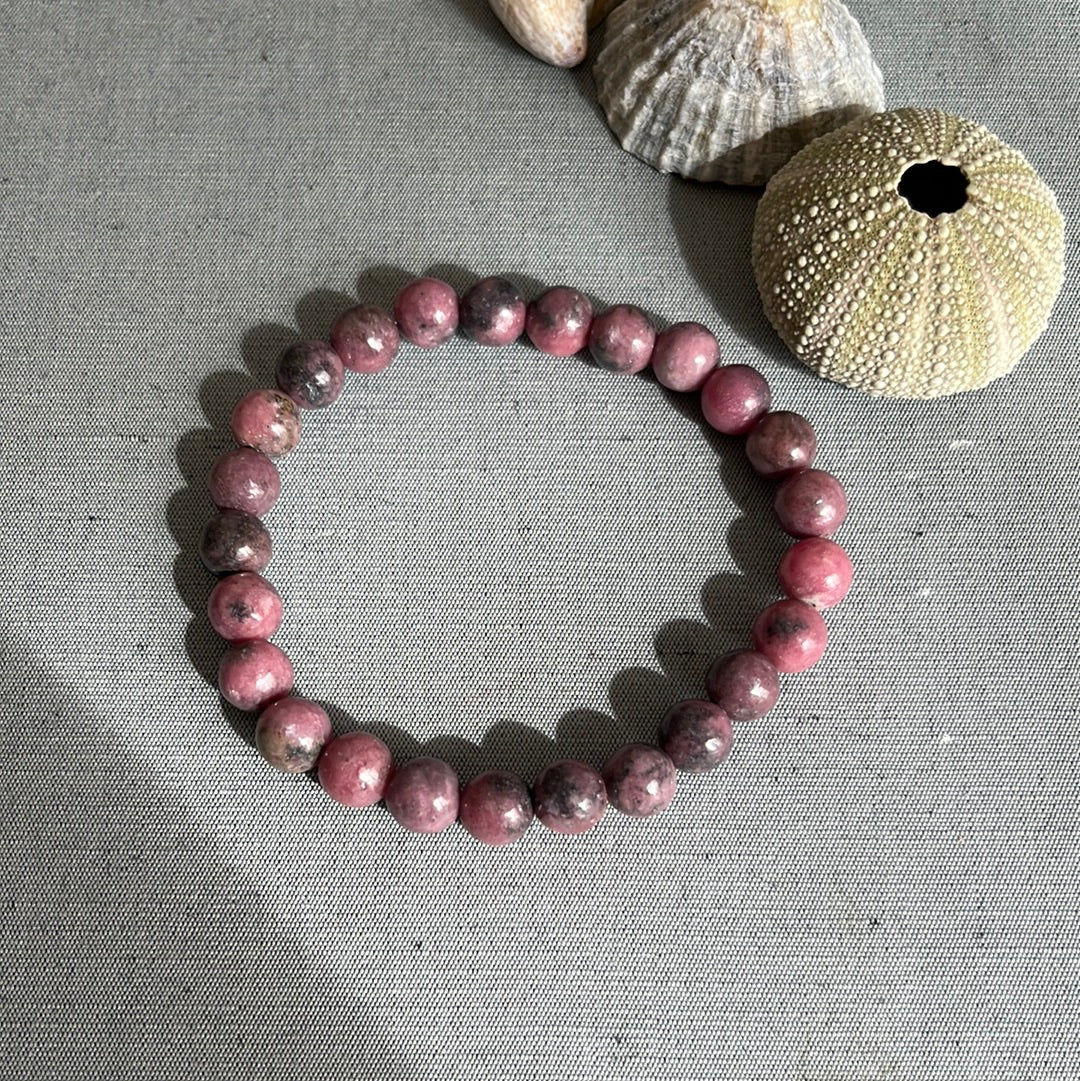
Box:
[525,286,594,356]
[330,304,400,373]
[533,759,608,836]
[774,468,848,538]
[208,447,281,517]
[705,649,780,722]
[200,510,272,574]
[751,599,828,674]
[745,411,818,478]
[700,364,772,435]
[230,389,301,458]
[317,731,395,808]
[650,321,720,392]
[459,770,534,846]
[218,640,294,711]
[779,537,854,609]
[275,340,345,409]
[207,571,283,641]
[602,744,677,817]
[459,276,526,346]
[383,757,459,834]
[255,696,332,773]
[659,699,734,773]
[587,304,656,374]
[393,277,459,348]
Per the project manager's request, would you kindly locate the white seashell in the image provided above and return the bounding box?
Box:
[593,0,885,185]
[489,0,625,68]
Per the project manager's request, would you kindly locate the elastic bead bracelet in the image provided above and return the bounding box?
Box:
[200,274,852,845]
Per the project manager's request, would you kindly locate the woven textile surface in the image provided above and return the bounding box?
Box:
[1,1,1077,1078]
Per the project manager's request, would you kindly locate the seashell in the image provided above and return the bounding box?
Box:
[593,0,885,185]
[488,0,625,68]
[752,108,1066,398]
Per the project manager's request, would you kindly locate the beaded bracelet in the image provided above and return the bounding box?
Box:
[199,275,852,845]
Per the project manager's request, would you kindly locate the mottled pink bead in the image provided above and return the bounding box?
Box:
[659,699,734,773]
[200,510,272,574]
[459,276,526,346]
[218,640,294,711]
[705,649,780,721]
[208,447,281,517]
[650,322,720,392]
[276,340,345,409]
[330,304,400,373]
[774,468,848,538]
[393,277,459,348]
[745,411,818,478]
[230,389,301,458]
[459,771,533,846]
[779,537,854,609]
[588,305,656,374]
[317,731,395,808]
[525,286,594,356]
[602,744,677,817]
[207,571,283,641]
[752,599,828,674]
[255,696,332,773]
[384,757,459,834]
[533,759,608,836]
[700,364,772,435]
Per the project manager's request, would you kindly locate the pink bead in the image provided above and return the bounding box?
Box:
[587,305,656,374]
[650,322,720,392]
[317,731,395,808]
[330,304,400,373]
[602,744,677,817]
[459,277,526,346]
[745,411,817,478]
[751,599,828,674]
[533,759,608,835]
[255,696,332,773]
[459,771,534,846]
[525,286,594,356]
[275,340,345,409]
[774,468,848,538]
[208,447,281,517]
[230,389,301,458]
[705,649,780,721]
[218,640,294,711]
[659,699,734,773]
[384,757,460,833]
[393,277,459,348]
[207,571,283,641]
[200,510,272,574]
[779,537,854,609]
[700,364,772,435]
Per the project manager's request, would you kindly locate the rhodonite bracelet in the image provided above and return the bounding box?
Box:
[199,275,852,845]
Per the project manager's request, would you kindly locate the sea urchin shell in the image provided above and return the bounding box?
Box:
[752,108,1065,398]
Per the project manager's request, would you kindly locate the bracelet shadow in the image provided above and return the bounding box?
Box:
[168,269,787,794]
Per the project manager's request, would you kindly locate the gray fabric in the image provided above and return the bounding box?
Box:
[1,0,1077,1077]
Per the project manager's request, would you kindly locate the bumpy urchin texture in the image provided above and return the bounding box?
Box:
[752,108,1064,398]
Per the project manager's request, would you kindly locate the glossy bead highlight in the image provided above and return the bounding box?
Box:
[317,731,395,808]
[384,757,460,834]
[459,770,534,846]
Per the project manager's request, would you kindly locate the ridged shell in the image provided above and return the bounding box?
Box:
[752,108,1066,398]
[593,0,884,185]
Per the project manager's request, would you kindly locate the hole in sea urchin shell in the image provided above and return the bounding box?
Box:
[897,160,969,217]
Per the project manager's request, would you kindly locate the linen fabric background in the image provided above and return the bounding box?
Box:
[1,1,1077,1078]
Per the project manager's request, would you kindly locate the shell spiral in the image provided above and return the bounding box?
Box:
[593,0,884,185]
[752,108,1065,398]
